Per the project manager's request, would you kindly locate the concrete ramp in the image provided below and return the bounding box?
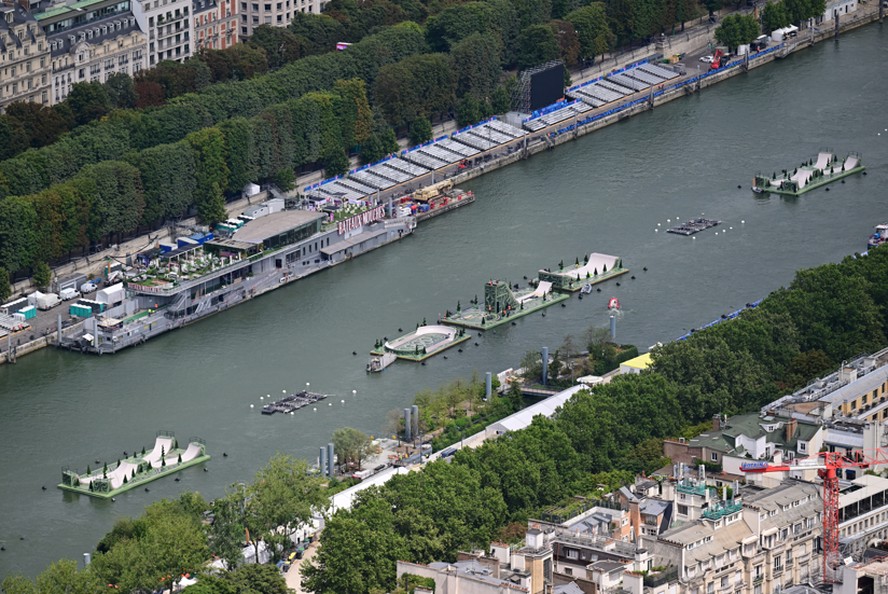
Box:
[109,461,139,489]
[815,152,832,171]
[843,155,859,170]
[518,281,552,303]
[144,436,174,467]
[790,170,812,188]
[181,442,203,463]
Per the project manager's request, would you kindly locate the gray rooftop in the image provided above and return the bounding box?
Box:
[232,210,324,245]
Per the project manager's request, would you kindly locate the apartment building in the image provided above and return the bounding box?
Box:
[0,4,51,109]
[37,0,146,103]
[641,480,823,594]
[193,0,236,51]
[236,0,322,39]
[131,0,192,66]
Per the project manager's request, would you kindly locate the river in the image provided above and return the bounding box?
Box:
[1,24,886,578]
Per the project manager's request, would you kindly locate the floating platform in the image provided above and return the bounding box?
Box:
[752,151,864,196]
[666,218,721,236]
[371,324,471,362]
[58,433,209,499]
[538,253,628,292]
[261,390,328,414]
[441,279,569,331]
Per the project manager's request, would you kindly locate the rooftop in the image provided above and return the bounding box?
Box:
[232,210,324,245]
[621,352,652,370]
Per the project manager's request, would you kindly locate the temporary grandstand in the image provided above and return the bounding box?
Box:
[304,120,528,204]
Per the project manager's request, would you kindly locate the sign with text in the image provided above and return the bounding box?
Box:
[337,205,385,235]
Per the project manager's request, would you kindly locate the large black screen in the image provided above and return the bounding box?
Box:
[529,64,565,111]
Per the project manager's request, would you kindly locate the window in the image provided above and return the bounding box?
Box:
[720,576,729,589]
[706,583,714,594]
[773,556,782,571]
[754,565,763,579]
[711,452,719,462]
[564,548,578,560]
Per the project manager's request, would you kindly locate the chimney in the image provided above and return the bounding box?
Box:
[838,365,857,384]
[784,418,798,443]
[712,413,721,432]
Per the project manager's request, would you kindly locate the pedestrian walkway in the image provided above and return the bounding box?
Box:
[284,540,318,593]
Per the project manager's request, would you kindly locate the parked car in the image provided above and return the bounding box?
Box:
[80,281,98,293]
[699,55,714,63]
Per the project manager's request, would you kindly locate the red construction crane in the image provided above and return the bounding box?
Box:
[741,449,888,584]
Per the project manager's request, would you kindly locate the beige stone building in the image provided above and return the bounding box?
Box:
[37,0,146,104]
[0,4,51,110]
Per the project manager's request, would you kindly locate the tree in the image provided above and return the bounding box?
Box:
[186,127,230,227]
[246,454,328,563]
[549,20,581,67]
[288,13,346,56]
[714,14,760,51]
[408,116,433,146]
[208,488,249,571]
[4,102,69,149]
[247,25,304,70]
[514,24,560,70]
[333,427,374,469]
[762,1,792,32]
[450,33,504,99]
[32,261,51,290]
[104,72,137,109]
[566,3,615,64]
[784,0,827,23]
[1,559,102,594]
[200,44,269,82]
[374,54,456,129]
[0,267,10,302]
[65,82,113,126]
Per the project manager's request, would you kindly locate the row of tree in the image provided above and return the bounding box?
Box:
[0,22,426,200]
[0,13,360,163]
[0,79,383,275]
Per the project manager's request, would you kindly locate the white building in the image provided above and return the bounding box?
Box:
[132,0,194,66]
[237,0,324,39]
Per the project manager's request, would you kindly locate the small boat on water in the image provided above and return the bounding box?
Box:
[867,224,888,251]
[580,284,593,294]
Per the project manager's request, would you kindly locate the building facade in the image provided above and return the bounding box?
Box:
[236,0,321,39]
[131,0,193,66]
[192,0,236,51]
[0,5,51,110]
[37,0,146,103]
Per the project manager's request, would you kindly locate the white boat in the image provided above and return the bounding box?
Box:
[367,351,396,373]
[580,284,593,294]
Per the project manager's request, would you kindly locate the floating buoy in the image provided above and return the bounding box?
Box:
[443,356,448,359]
[511,321,517,325]
[458,348,463,353]
[203,468,208,472]
[250,404,254,408]
[741,220,745,224]
[398,328,403,332]
[144,487,150,492]
[655,229,658,232]
[825,188,830,192]
[421,361,427,366]
[596,288,601,292]
[111,498,116,502]
[175,477,180,482]
[616,282,621,287]
[738,185,742,189]
[223,452,228,457]
[643,267,648,272]
[631,276,636,280]
[352,351,357,356]
[41,486,46,491]
[561,303,566,307]
[841,180,845,183]
[542,312,546,317]
[578,294,583,300]
[474,342,479,346]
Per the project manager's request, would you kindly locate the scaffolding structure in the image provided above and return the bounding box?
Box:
[512,60,563,113]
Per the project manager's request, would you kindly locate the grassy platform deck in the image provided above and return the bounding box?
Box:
[551,267,629,292]
[58,454,211,499]
[371,327,472,362]
[442,292,570,331]
[763,164,865,196]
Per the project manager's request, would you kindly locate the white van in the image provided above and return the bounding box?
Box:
[60,288,81,301]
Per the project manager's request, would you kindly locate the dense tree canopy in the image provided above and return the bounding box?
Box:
[714,14,760,50]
